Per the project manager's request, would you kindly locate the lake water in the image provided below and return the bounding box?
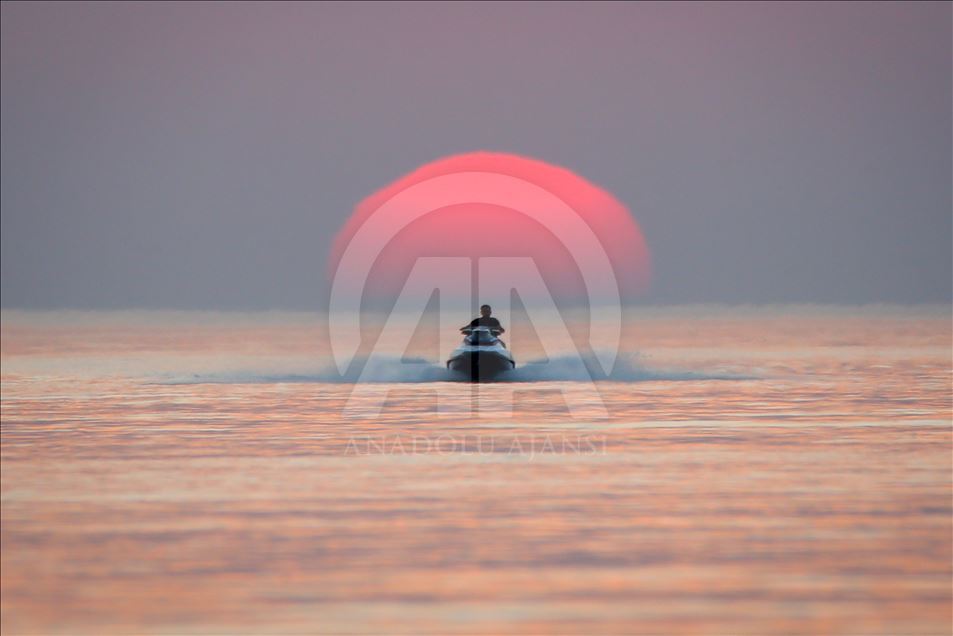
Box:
[2,306,950,634]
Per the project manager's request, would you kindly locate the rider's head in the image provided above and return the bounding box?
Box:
[480,304,492,318]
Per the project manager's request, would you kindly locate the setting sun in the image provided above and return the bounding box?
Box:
[328,151,651,306]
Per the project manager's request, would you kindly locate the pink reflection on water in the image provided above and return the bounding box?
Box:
[2,308,951,634]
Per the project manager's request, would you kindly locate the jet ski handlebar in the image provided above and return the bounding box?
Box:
[460,326,502,335]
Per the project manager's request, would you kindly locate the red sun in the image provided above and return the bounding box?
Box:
[328,152,651,307]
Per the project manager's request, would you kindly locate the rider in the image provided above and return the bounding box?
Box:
[461,304,505,334]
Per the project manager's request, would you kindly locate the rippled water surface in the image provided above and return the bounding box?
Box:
[2,307,951,634]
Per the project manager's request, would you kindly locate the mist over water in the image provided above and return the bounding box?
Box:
[162,352,748,385]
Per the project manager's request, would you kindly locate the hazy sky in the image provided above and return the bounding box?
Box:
[2,1,950,309]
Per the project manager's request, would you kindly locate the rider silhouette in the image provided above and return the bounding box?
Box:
[461,304,505,334]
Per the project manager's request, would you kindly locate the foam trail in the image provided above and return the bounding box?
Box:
[504,352,739,382]
[162,352,751,385]
[161,356,451,385]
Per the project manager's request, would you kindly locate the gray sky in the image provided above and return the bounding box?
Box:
[2,1,950,309]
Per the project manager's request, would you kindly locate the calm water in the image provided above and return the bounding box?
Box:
[2,307,951,634]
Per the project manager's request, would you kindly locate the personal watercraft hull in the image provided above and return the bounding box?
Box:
[447,349,515,382]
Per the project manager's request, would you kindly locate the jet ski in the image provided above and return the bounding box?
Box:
[447,327,515,382]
